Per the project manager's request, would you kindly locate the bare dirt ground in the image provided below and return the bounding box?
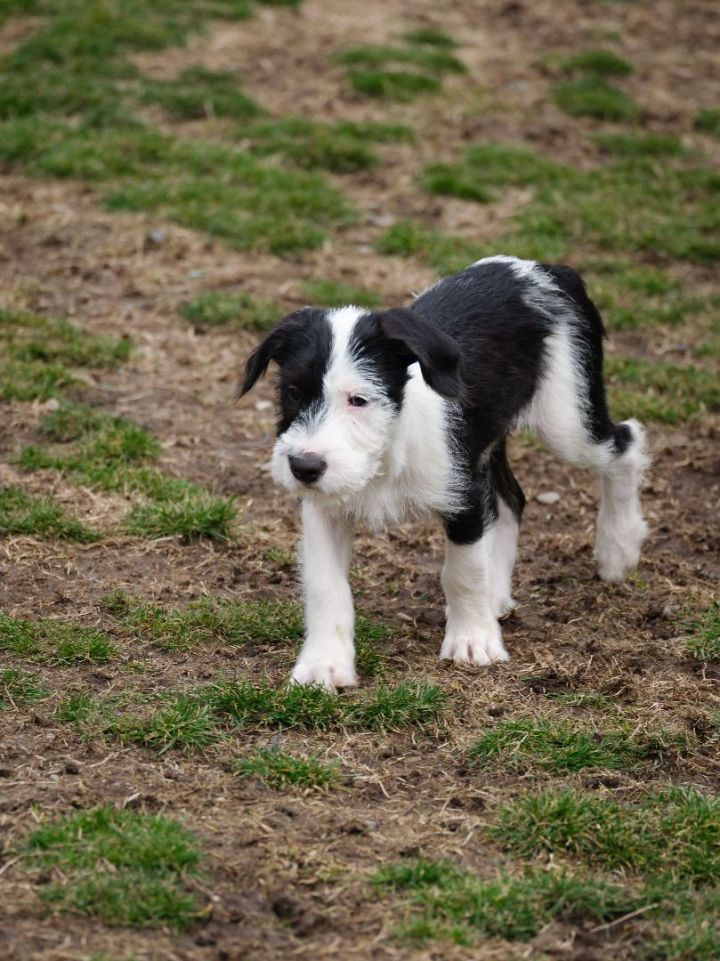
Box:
[1,1,719,959]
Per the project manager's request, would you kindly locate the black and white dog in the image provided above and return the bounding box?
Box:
[240,256,649,690]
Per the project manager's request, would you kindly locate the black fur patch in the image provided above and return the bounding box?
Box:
[239,308,333,435]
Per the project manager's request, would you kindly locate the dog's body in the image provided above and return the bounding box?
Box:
[240,256,649,690]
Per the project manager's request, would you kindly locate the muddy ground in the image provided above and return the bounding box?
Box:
[1,1,719,959]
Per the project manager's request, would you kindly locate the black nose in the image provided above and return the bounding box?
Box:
[288,452,327,485]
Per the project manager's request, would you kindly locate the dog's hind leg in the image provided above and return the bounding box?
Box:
[522,322,649,583]
[439,477,509,665]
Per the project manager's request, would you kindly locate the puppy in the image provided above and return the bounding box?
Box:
[239,256,649,690]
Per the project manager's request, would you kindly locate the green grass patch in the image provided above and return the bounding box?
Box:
[417,139,720,265]
[683,604,720,662]
[124,491,237,541]
[558,49,633,77]
[468,717,686,774]
[0,308,130,401]
[0,485,99,542]
[104,591,303,651]
[490,786,720,884]
[24,805,203,929]
[0,120,353,255]
[104,590,387,671]
[594,131,684,157]
[552,76,640,120]
[581,259,720,331]
[0,611,118,665]
[179,290,279,330]
[0,667,49,708]
[335,44,465,75]
[375,220,482,276]
[141,67,261,120]
[335,38,464,101]
[373,859,640,944]
[303,278,381,309]
[695,108,720,138]
[57,679,447,750]
[606,355,720,424]
[401,28,458,48]
[348,69,440,101]
[235,747,339,790]
[241,117,412,172]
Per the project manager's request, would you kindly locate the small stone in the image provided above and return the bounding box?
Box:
[144,228,166,248]
[254,400,272,412]
[536,491,560,505]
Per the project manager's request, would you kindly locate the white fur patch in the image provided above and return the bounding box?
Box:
[440,536,509,665]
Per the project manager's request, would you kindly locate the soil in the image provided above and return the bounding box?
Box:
[1,1,718,959]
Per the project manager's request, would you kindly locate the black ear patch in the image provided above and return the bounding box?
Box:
[376,308,462,400]
[237,308,323,398]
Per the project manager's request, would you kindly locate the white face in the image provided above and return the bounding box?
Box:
[271,308,398,501]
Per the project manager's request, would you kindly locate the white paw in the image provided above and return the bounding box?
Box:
[290,658,358,692]
[595,520,648,583]
[439,620,509,666]
[491,595,518,620]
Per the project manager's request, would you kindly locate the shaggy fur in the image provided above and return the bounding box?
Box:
[240,256,650,690]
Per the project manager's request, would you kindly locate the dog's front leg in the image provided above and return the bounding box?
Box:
[290,498,356,691]
[440,486,509,665]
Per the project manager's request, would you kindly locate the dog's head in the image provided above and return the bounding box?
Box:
[238,305,461,500]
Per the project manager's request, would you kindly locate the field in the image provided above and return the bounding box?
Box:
[1,1,719,959]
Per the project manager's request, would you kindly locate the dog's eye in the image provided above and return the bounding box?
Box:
[285,384,301,402]
[348,395,368,408]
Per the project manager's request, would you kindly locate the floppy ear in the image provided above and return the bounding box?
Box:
[236,308,315,398]
[376,308,462,400]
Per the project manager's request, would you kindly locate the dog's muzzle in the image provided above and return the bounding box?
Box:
[288,452,327,485]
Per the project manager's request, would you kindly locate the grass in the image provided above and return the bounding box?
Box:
[179,291,279,330]
[557,49,634,77]
[0,0,353,256]
[0,118,351,260]
[606,356,720,424]
[0,308,130,401]
[695,108,720,138]
[105,591,387,671]
[348,70,440,101]
[375,220,482,276]
[593,131,684,157]
[414,140,720,266]
[373,859,640,945]
[58,680,448,749]
[0,611,118,665]
[0,667,49,709]
[579,259,720,331]
[468,717,686,774]
[335,36,464,101]
[0,485,99,542]
[141,67,261,121]
[18,404,239,541]
[683,604,720,662]
[401,28,458,48]
[303,279,382,309]
[552,76,640,120]
[240,117,412,173]
[235,748,339,790]
[104,591,304,651]
[124,492,237,541]
[24,805,203,929]
[490,786,720,884]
